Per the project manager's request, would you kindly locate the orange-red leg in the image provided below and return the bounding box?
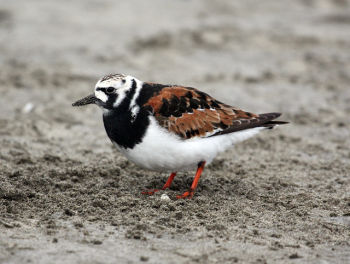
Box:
[142,172,177,195]
[176,161,206,199]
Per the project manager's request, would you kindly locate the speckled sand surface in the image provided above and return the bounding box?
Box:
[0,0,349,263]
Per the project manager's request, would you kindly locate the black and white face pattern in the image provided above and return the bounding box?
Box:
[94,74,152,149]
[94,74,142,116]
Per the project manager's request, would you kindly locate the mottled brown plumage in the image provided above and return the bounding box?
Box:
[143,84,285,139]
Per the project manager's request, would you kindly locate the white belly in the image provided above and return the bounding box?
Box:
[114,116,264,172]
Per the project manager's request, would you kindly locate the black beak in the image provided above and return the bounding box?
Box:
[72,94,97,107]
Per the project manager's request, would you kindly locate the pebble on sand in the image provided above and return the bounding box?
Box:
[160,194,170,202]
[22,102,35,113]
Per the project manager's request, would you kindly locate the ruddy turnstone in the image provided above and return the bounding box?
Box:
[73,74,287,199]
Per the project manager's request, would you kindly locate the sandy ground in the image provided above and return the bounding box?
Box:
[1,0,350,263]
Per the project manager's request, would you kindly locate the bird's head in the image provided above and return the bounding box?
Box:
[72,73,137,110]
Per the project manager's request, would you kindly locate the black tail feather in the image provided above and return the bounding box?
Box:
[261,120,289,129]
[210,112,288,137]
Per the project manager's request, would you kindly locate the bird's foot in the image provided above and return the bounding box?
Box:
[142,172,177,196]
[141,189,160,195]
[176,189,194,199]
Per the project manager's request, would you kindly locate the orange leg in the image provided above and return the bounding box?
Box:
[142,172,177,195]
[176,161,206,199]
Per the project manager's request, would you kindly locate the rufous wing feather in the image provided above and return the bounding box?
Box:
[143,84,287,139]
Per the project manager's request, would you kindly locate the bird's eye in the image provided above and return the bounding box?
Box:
[106,87,116,94]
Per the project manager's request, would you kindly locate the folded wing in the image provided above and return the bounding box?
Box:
[143,84,287,139]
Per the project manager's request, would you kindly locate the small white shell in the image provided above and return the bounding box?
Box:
[160,194,170,202]
[22,102,34,113]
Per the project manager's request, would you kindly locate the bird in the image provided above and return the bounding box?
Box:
[72,73,287,199]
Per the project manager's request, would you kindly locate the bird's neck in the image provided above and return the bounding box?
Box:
[102,81,169,149]
[102,107,149,149]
